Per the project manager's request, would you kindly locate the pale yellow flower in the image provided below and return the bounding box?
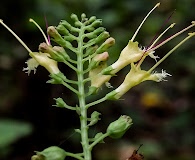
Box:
[0,19,60,75]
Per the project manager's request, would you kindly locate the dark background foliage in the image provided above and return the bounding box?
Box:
[0,0,195,160]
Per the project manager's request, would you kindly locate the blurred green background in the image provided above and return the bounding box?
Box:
[0,0,195,160]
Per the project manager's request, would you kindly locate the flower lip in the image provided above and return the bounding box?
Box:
[151,69,172,82]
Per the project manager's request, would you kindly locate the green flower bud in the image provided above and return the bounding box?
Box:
[96,37,115,54]
[88,111,101,126]
[39,43,69,62]
[93,27,105,35]
[90,19,102,27]
[60,20,72,30]
[53,46,70,60]
[68,14,82,28]
[63,35,76,42]
[71,13,79,22]
[88,16,96,23]
[89,52,109,69]
[47,26,67,47]
[89,132,105,143]
[81,13,87,19]
[85,26,95,32]
[95,31,110,44]
[85,27,105,39]
[47,72,66,84]
[85,45,98,56]
[56,24,69,35]
[54,97,66,108]
[75,21,82,27]
[31,146,66,160]
[107,115,132,139]
[88,53,111,94]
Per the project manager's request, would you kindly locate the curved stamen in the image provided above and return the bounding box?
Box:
[136,23,175,69]
[0,19,32,53]
[131,2,160,42]
[148,32,195,73]
[29,18,50,45]
[147,23,176,51]
[150,21,195,51]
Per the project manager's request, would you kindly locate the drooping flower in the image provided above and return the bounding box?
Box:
[0,18,60,75]
[103,3,195,76]
[106,32,195,100]
[24,52,60,75]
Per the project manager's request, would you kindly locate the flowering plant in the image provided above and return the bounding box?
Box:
[1,2,194,160]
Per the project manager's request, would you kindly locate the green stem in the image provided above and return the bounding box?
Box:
[86,96,108,109]
[89,132,109,150]
[66,152,84,160]
[63,59,78,71]
[77,25,92,160]
[61,81,79,95]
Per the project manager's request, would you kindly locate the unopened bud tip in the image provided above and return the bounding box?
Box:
[156,2,160,7]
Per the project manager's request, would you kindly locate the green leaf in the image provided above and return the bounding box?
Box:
[0,119,33,148]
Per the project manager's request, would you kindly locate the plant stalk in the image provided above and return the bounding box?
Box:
[77,25,91,160]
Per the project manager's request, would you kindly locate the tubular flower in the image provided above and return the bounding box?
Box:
[102,2,195,100]
[102,3,195,76]
[106,64,171,100]
[23,52,60,75]
[0,19,60,75]
[106,32,195,100]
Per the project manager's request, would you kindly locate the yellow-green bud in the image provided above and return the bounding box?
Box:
[88,16,96,23]
[39,43,69,62]
[85,45,98,56]
[31,146,66,160]
[56,24,69,35]
[54,97,66,108]
[59,20,72,30]
[107,115,132,139]
[90,19,102,27]
[47,26,67,47]
[89,52,111,94]
[89,52,109,69]
[88,27,105,38]
[47,72,66,84]
[71,13,79,22]
[96,37,115,54]
[95,31,110,43]
[88,111,101,126]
